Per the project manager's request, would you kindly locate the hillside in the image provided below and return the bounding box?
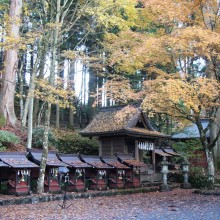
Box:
[0,124,27,152]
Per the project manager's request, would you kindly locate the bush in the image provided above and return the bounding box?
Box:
[189,167,213,189]
[189,175,213,189]
[32,127,58,149]
[0,130,20,151]
[168,172,183,183]
[57,131,98,155]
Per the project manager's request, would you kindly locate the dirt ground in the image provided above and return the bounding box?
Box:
[0,188,220,220]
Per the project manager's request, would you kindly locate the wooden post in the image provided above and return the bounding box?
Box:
[15,170,18,186]
[152,143,155,173]
[48,168,51,191]
[111,139,113,156]
[99,138,102,156]
[135,141,139,160]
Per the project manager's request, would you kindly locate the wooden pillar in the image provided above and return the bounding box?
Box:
[135,141,139,160]
[111,139,113,156]
[48,168,51,190]
[123,137,127,153]
[99,138,102,156]
[152,143,155,173]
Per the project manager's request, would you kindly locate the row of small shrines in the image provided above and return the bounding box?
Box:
[0,150,148,195]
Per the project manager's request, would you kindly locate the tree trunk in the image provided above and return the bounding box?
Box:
[26,48,39,148]
[87,67,97,123]
[37,0,60,194]
[17,58,24,123]
[26,95,34,149]
[37,108,50,194]
[21,58,37,129]
[56,102,60,128]
[205,148,215,182]
[68,61,75,128]
[211,108,220,170]
[33,42,48,127]
[196,117,215,182]
[0,0,22,126]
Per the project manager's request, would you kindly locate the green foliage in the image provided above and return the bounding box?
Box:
[0,181,7,193]
[32,127,58,149]
[189,167,213,189]
[57,131,98,155]
[0,130,20,151]
[0,114,6,128]
[172,140,202,158]
[0,145,6,151]
[168,172,183,183]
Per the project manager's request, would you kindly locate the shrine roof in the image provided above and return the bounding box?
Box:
[27,149,66,167]
[162,147,180,156]
[155,148,172,157]
[0,152,38,168]
[115,153,145,167]
[79,155,112,169]
[0,161,9,167]
[80,105,169,138]
[57,153,92,168]
[100,156,131,169]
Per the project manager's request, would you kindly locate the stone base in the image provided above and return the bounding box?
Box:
[159,184,171,192]
[181,182,192,189]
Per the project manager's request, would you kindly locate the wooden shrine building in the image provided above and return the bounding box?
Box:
[57,153,92,191]
[80,105,172,182]
[115,153,146,187]
[79,155,112,190]
[0,152,38,195]
[27,149,67,192]
[100,156,131,189]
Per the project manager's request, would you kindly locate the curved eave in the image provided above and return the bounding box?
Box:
[80,129,170,139]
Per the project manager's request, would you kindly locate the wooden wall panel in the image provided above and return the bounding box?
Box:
[101,139,111,156]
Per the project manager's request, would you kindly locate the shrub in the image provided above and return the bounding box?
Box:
[32,127,58,149]
[168,172,183,183]
[189,175,213,189]
[57,131,98,155]
[189,167,213,189]
[0,130,20,151]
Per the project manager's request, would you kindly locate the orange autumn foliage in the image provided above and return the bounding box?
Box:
[141,76,220,120]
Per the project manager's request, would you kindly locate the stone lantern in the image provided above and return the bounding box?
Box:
[181,158,191,189]
[159,157,171,192]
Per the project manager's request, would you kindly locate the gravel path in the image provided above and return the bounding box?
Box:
[0,188,220,220]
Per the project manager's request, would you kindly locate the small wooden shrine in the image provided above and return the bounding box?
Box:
[27,149,67,193]
[57,153,91,191]
[0,152,38,195]
[100,156,131,189]
[79,155,112,190]
[116,153,145,187]
[80,105,171,182]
